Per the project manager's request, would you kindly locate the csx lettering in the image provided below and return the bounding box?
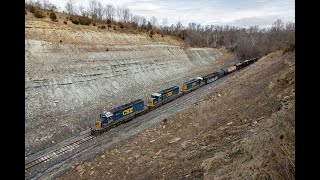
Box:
[167,91,173,97]
[123,107,133,115]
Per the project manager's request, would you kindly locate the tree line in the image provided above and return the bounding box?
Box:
[25,0,295,59]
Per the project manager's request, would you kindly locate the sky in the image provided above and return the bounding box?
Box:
[47,0,295,28]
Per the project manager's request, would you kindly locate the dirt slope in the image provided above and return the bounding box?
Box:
[56,50,295,180]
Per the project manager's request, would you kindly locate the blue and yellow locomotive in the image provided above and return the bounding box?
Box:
[147,86,180,108]
[94,99,144,133]
[181,77,204,93]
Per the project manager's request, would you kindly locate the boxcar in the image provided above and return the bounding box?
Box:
[147,86,179,107]
[95,99,144,129]
[202,72,219,84]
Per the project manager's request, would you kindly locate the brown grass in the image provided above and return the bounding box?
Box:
[268,120,295,180]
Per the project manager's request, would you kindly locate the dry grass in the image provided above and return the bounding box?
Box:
[267,120,295,180]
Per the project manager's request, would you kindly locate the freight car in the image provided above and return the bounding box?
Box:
[92,99,145,135]
[217,69,225,78]
[243,60,250,66]
[235,62,245,70]
[202,72,219,84]
[181,77,204,93]
[147,86,180,108]
[222,65,237,75]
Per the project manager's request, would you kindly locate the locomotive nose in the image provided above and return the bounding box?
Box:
[148,98,154,106]
[95,120,101,129]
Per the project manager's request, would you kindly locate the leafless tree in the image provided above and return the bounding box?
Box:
[105,4,115,21]
[188,23,197,30]
[42,0,49,9]
[174,21,183,35]
[150,16,158,27]
[161,18,168,28]
[41,0,56,11]
[33,0,42,9]
[96,1,104,20]
[78,5,88,17]
[123,8,130,23]
[272,19,284,31]
[139,16,147,29]
[89,0,98,19]
[116,6,124,21]
[65,0,76,15]
[130,15,141,29]
[248,25,259,46]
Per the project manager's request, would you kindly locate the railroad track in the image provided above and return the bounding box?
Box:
[24,86,201,171]
[25,135,96,170]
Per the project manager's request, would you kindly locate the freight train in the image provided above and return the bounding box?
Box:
[91,57,259,135]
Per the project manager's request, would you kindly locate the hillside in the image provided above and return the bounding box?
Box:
[57,50,295,180]
[25,12,236,155]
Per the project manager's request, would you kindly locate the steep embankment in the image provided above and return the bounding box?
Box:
[25,19,232,155]
[58,50,295,180]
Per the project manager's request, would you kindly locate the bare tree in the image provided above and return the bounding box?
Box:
[116,6,124,21]
[41,0,57,11]
[78,5,88,17]
[175,21,183,33]
[65,0,76,15]
[150,16,158,27]
[212,34,222,47]
[42,0,49,9]
[130,15,141,29]
[160,18,168,34]
[248,25,259,46]
[89,0,98,19]
[96,1,104,20]
[33,0,42,9]
[123,7,130,23]
[139,16,147,29]
[105,4,115,21]
[188,23,197,30]
[285,21,295,30]
[161,18,168,28]
[272,19,284,31]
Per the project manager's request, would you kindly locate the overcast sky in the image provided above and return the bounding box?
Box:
[48,0,295,28]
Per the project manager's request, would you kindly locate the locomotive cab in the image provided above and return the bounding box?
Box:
[95,111,113,129]
[148,93,161,106]
[195,77,204,84]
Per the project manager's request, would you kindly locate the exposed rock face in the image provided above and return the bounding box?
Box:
[25,20,222,155]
